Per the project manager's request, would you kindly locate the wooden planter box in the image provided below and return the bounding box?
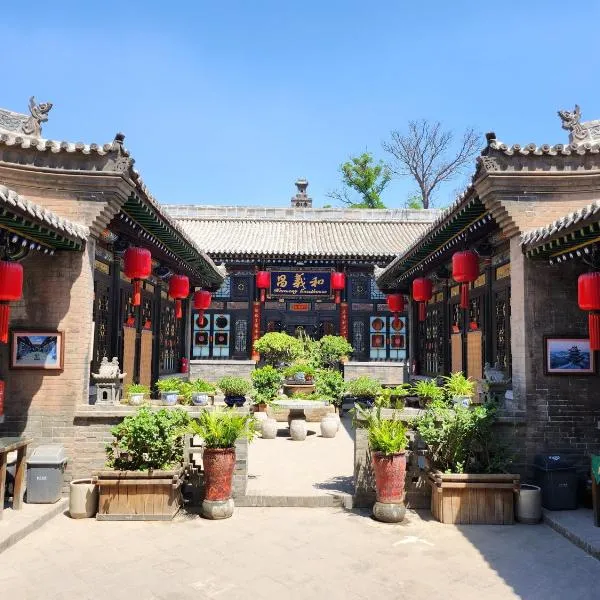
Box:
[427,470,520,525]
[93,468,185,521]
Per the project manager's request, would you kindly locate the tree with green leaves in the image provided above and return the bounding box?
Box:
[327,152,391,209]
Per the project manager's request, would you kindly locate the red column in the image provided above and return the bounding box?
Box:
[251,301,261,360]
[339,302,349,340]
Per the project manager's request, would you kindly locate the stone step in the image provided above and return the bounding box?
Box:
[235,493,352,509]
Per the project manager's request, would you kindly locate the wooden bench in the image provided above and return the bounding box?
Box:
[0,436,32,519]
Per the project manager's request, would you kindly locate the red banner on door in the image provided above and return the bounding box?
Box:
[339,302,349,340]
[251,301,261,360]
[0,379,4,421]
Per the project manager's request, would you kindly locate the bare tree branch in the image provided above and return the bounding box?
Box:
[382,120,481,209]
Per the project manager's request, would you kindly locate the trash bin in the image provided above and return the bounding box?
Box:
[534,454,578,510]
[26,445,67,503]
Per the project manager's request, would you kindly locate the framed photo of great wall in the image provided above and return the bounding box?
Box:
[544,337,595,375]
[10,331,65,370]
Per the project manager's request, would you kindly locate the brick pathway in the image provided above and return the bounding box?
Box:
[0,508,598,599]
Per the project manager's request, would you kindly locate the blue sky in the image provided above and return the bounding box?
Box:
[2,1,599,208]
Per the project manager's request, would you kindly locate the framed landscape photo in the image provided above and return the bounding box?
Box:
[11,331,64,370]
[544,337,595,375]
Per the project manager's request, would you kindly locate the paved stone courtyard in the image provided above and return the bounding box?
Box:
[1,507,599,599]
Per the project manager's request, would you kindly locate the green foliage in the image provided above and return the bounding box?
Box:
[314,369,345,407]
[376,386,409,409]
[317,335,353,367]
[253,332,304,366]
[290,391,330,403]
[417,400,511,474]
[125,383,151,396]
[217,376,252,398]
[179,379,215,404]
[156,376,185,394]
[353,404,408,455]
[106,407,190,471]
[442,372,476,398]
[329,152,391,209]
[283,363,316,379]
[345,376,382,400]
[411,379,445,403]
[190,409,257,449]
[251,366,282,405]
[296,331,322,368]
[405,194,424,209]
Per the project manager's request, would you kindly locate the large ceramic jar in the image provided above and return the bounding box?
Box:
[372,451,406,504]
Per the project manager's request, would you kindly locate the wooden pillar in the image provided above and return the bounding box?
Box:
[339,302,349,339]
[251,301,261,360]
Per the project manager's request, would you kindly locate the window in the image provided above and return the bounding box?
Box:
[213,276,231,298]
[370,278,386,300]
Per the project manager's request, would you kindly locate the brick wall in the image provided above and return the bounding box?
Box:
[189,360,256,383]
[343,362,408,385]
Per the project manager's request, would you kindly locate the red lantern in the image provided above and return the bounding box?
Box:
[331,272,346,304]
[412,278,433,322]
[386,293,405,318]
[193,289,212,323]
[452,250,479,309]
[169,274,190,319]
[124,247,152,306]
[256,271,270,302]
[0,261,23,344]
[578,272,600,350]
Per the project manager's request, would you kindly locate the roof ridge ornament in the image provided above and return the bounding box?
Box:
[21,96,53,137]
[558,104,600,146]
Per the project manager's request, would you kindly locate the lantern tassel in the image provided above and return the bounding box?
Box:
[260,289,265,303]
[0,303,9,344]
[418,302,427,322]
[133,280,142,306]
[460,283,469,310]
[175,299,182,319]
[335,290,341,304]
[198,310,204,325]
[589,312,600,351]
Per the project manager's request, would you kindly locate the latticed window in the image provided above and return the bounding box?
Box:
[352,321,366,353]
[235,319,248,353]
[159,299,182,374]
[370,278,386,300]
[213,276,231,298]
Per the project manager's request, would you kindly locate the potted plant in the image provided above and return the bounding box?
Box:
[317,335,353,368]
[251,365,282,411]
[376,386,409,410]
[218,376,252,407]
[442,371,476,407]
[94,407,190,520]
[411,379,444,408]
[253,332,303,367]
[124,383,150,406]
[182,379,216,406]
[345,376,382,408]
[190,409,257,519]
[283,363,316,383]
[315,369,345,412]
[417,398,519,524]
[156,376,184,405]
[354,404,409,523]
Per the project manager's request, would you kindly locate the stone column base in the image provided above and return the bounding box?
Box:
[373,501,406,523]
[202,498,234,520]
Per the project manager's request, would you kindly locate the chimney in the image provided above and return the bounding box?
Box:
[291,178,312,208]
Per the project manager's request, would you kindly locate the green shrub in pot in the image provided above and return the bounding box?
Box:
[411,379,445,407]
[156,376,185,406]
[314,369,345,409]
[317,335,353,367]
[442,372,476,405]
[345,376,383,408]
[218,376,252,407]
[250,366,282,407]
[124,383,151,406]
[283,363,316,381]
[181,379,216,406]
[253,332,303,366]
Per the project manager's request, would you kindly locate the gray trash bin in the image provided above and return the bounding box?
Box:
[26,445,67,503]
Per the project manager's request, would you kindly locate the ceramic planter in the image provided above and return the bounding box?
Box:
[160,391,179,406]
[516,484,542,524]
[372,451,406,504]
[202,446,236,520]
[224,395,246,407]
[191,392,209,406]
[128,393,145,406]
[69,479,98,519]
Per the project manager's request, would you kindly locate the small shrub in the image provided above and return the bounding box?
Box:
[106,407,190,471]
[318,335,353,366]
[442,372,476,399]
[180,379,216,404]
[345,376,382,400]
[376,386,409,409]
[218,376,252,397]
[254,332,304,366]
[354,404,408,455]
[125,383,151,396]
[190,409,257,449]
[156,376,185,394]
[283,363,316,380]
[251,366,282,405]
[314,369,345,407]
[411,379,445,403]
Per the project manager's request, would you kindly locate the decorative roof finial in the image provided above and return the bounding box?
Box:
[291,178,311,208]
[557,104,600,145]
[21,96,53,137]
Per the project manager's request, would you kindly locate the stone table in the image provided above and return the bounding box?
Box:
[271,400,330,441]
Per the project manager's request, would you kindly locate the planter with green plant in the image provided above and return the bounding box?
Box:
[94,407,191,520]
[251,366,282,411]
[353,404,409,523]
[124,383,151,406]
[190,409,257,519]
[442,371,476,407]
[315,369,345,412]
[218,376,252,407]
[253,332,303,367]
[411,379,444,408]
[345,376,383,408]
[156,376,185,406]
[181,379,216,406]
[376,385,410,410]
[417,398,519,524]
[283,363,316,383]
[317,335,353,367]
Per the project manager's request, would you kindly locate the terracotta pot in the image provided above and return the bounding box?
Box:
[372,451,406,504]
[203,447,236,501]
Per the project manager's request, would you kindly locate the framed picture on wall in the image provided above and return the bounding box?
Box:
[10,331,64,370]
[544,337,595,375]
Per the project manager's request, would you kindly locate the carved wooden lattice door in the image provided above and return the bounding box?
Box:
[92,261,113,375]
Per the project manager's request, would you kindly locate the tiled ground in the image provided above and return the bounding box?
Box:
[0,507,599,599]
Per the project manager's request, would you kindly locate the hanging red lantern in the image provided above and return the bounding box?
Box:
[412,278,433,322]
[0,261,23,344]
[123,247,152,306]
[578,272,600,351]
[452,250,479,310]
[193,289,212,323]
[256,271,270,302]
[169,274,190,319]
[386,293,405,319]
[331,272,346,304]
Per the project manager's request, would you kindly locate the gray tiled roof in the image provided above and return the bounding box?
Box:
[487,138,600,156]
[166,205,439,259]
[0,184,89,240]
[0,131,116,155]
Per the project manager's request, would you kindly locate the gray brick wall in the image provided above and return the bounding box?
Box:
[190,360,256,383]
